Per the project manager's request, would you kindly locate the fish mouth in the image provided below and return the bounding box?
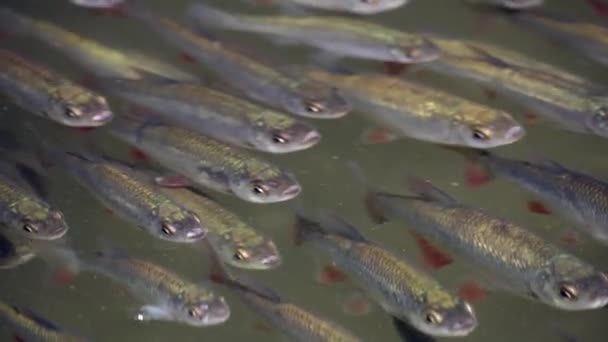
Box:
[185,227,207,241]
[504,125,525,142]
[202,298,231,326]
[90,110,114,125]
[281,184,302,199]
[302,130,321,145]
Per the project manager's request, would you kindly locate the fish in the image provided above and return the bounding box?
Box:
[498,9,608,67]
[77,244,230,326]
[0,161,68,241]
[293,211,477,337]
[421,37,608,138]
[98,77,321,153]
[0,7,195,81]
[160,187,281,270]
[0,301,89,341]
[110,116,301,204]
[211,259,361,342]
[0,232,36,269]
[364,175,608,310]
[465,151,608,245]
[0,49,113,127]
[271,0,408,15]
[32,133,207,243]
[187,3,439,64]
[122,0,351,119]
[302,68,525,148]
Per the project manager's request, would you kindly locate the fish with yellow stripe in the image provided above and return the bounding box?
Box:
[293,210,477,337]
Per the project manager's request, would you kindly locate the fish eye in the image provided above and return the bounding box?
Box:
[161,222,177,235]
[472,127,490,141]
[234,248,250,261]
[272,133,289,144]
[305,101,323,113]
[424,310,443,325]
[559,284,578,301]
[188,307,203,318]
[22,222,38,233]
[251,182,268,196]
[65,107,82,118]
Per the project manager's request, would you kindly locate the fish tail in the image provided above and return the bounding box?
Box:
[187,2,244,31]
[0,7,33,37]
[346,161,388,224]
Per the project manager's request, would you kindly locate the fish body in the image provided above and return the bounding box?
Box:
[111,119,301,203]
[294,212,476,337]
[0,165,67,241]
[280,0,407,14]
[367,179,608,310]
[466,0,543,9]
[0,301,88,342]
[230,280,360,341]
[0,50,112,127]
[305,69,524,148]
[161,188,281,269]
[43,148,206,243]
[188,3,439,64]
[69,0,124,8]
[509,10,608,66]
[0,232,36,269]
[478,152,608,244]
[423,37,608,138]
[0,7,195,81]
[82,246,230,326]
[124,2,350,119]
[101,77,320,153]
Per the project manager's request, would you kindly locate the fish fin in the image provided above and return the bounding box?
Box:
[392,316,437,342]
[135,305,172,322]
[316,264,348,285]
[155,174,193,188]
[360,128,399,145]
[187,3,245,30]
[316,210,368,243]
[292,207,324,246]
[535,158,568,172]
[457,281,488,303]
[38,242,82,288]
[526,199,552,215]
[406,177,457,204]
[466,44,512,69]
[560,232,580,247]
[443,147,495,188]
[340,291,372,316]
[411,231,454,269]
[209,251,282,303]
[0,7,32,37]
[346,161,391,224]
[587,0,608,17]
[383,62,410,76]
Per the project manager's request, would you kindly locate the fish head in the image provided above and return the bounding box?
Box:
[455,113,525,148]
[391,38,441,64]
[213,234,281,270]
[179,295,231,326]
[230,171,301,203]
[284,84,352,119]
[8,200,68,240]
[531,255,608,310]
[253,123,321,153]
[347,0,408,14]
[47,89,113,127]
[408,301,477,337]
[586,99,608,138]
[153,202,207,243]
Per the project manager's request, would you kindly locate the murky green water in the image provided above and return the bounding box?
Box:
[1,0,608,341]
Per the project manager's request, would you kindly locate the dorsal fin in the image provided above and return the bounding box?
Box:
[406,176,457,204]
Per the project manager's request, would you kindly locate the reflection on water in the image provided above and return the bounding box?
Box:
[1,0,608,341]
